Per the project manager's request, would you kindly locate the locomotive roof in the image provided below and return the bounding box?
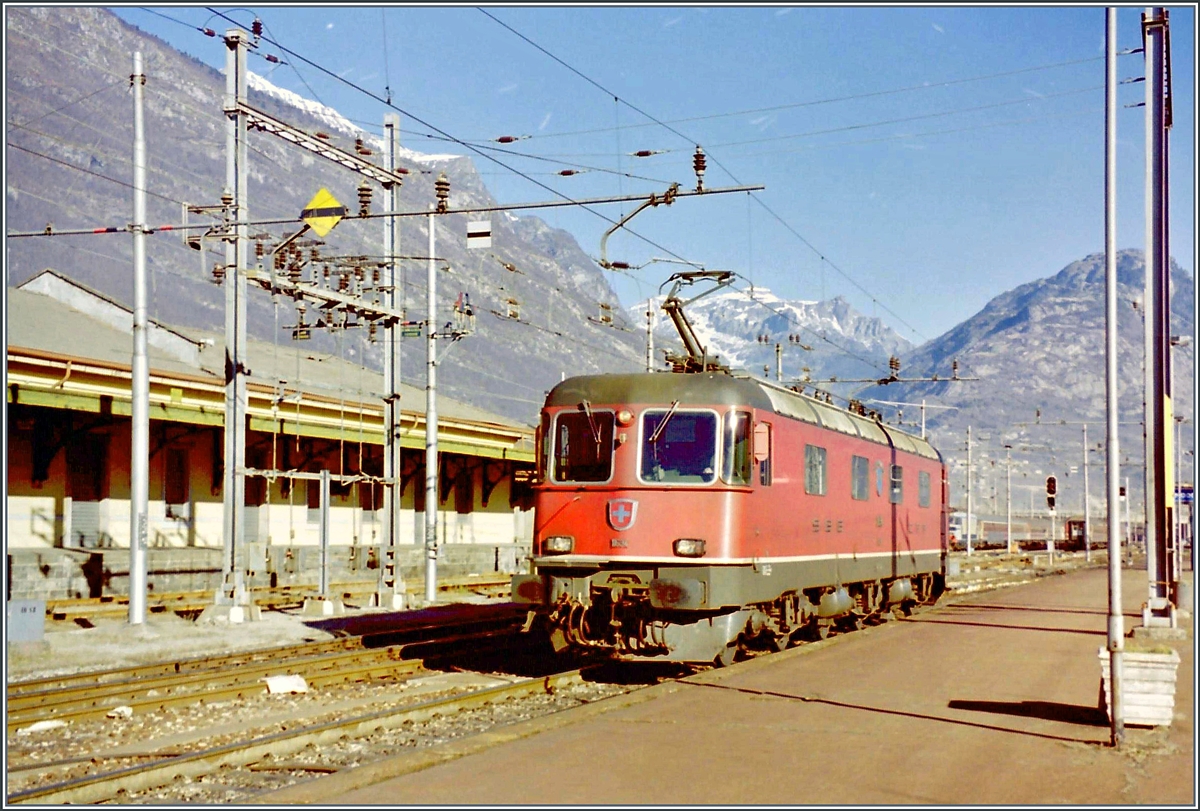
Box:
[546,373,941,462]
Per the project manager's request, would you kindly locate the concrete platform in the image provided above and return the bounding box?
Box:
[259,568,1195,805]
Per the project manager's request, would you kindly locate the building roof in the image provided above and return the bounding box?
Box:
[7,271,533,459]
[9,271,524,429]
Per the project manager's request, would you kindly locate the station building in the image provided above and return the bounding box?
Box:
[6,270,537,601]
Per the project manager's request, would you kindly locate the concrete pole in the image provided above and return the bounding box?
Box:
[424,207,439,604]
[319,469,331,598]
[128,51,148,625]
[966,426,973,556]
[219,29,251,615]
[1105,8,1126,747]
[775,342,782,382]
[921,400,927,441]
[1084,424,1092,562]
[1006,447,1013,555]
[379,113,404,609]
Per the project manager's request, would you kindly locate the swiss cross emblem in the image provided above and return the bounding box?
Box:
[607,499,638,531]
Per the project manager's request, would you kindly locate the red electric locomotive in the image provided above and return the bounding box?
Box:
[512,274,947,665]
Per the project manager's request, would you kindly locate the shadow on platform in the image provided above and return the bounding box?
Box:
[679,681,1107,746]
[947,699,1108,727]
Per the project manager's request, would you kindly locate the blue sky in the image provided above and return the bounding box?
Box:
[112,5,1195,345]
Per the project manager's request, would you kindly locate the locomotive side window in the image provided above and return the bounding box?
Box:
[551,409,615,483]
[722,411,752,485]
[756,422,772,486]
[919,470,932,507]
[890,465,904,504]
[641,410,717,484]
[804,445,827,496]
[851,455,870,501]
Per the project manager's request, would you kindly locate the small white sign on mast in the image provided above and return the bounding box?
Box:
[466,220,491,249]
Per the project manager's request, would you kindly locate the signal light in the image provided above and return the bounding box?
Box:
[1046,475,1057,496]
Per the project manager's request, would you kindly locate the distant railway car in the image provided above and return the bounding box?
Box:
[512,371,947,665]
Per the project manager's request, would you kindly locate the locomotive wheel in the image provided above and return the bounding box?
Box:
[714,643,738,668]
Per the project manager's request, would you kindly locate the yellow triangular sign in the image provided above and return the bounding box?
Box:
[301,188,345,238]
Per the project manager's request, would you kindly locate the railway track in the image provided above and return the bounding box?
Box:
[6,667,616,805]
[42,573,513,622]
[6,610,528,735]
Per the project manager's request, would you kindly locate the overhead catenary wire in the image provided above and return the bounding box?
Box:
[201,6,705,273]
[479,9,932,352]
[463,53,1113,143]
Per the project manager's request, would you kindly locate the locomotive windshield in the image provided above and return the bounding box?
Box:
[640,409,717,484]
[551,408,615,483]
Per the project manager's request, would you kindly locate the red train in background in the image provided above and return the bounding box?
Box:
[512,273,947,666]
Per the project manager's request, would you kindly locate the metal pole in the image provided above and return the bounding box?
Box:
[967,426,973,556]
[775,343,782,382]
[128,51,148,625]
[1006,447,1013,555]
[1143,6,1162,619]
[921,400,927,441]
[424,207,438,604]
[1084,424,1092,562]
[1049,507,1056,565]
[219,29,250,614]
[379,113,403,608]
[1105,8,1126,747]
[319,469,330,598]
[645,299,655,372]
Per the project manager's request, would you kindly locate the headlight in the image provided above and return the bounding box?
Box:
[543,535,574,554]
[672,538,707,558]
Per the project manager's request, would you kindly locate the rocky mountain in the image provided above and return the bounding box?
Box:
[5,6,643,424]
[636,286,913,391]
[855,250,1194,512]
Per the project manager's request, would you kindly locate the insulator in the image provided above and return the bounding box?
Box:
[372,267,381,284]
[251,18,263,38]
[354,266,365,281]
[952,359,960,379]
[434,172,450,213]
[889,355,901,374]
[264,54,281,64]
[315,132,330,140]
[358,181,372,217]
[200,27,216,37]
[288,264,302,283]
[220,188,233,207]
[631,149,658,158]
[693,146,706,191]
[255,241,265,260]
[309,247,319,263]
[273,250,284,270]
[558,169,579,176]
[355,137,373,156]
[339,274,349,292]
[496,135,520,144]
[368,322,378,342]
[212,263,225,283]
[323,265,331,280]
